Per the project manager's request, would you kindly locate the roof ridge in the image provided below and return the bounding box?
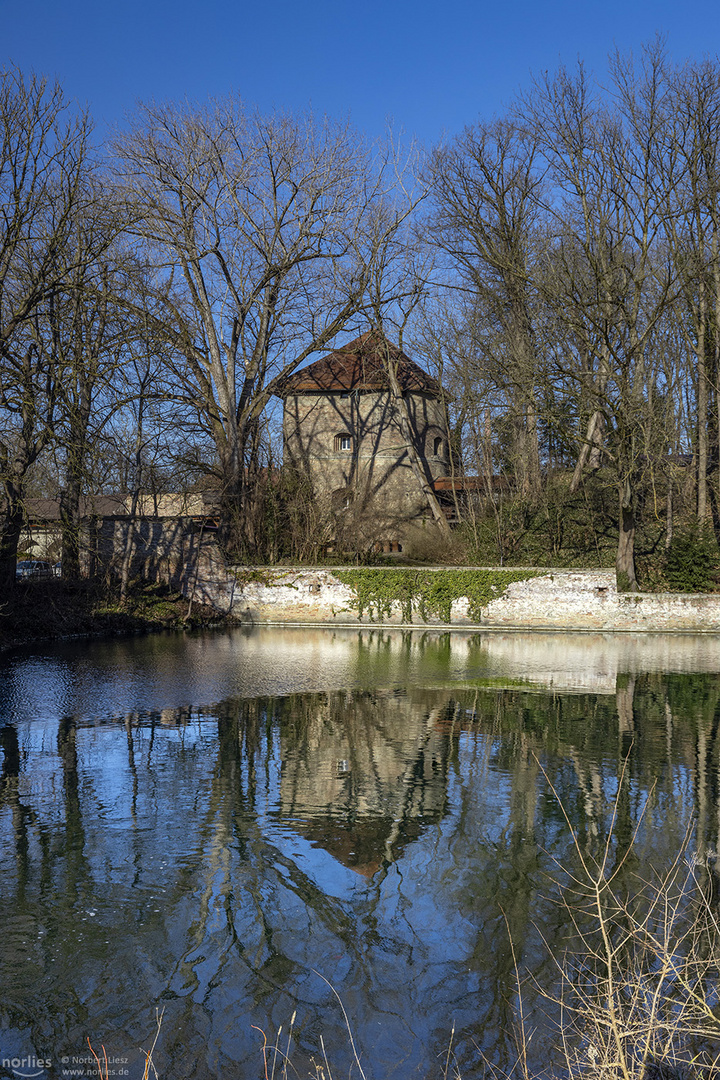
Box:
[275,330,442,396]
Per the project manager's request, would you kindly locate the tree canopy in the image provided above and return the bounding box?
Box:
[4,47,720,582]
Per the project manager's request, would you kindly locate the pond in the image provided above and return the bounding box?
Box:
[1,627,719,1080]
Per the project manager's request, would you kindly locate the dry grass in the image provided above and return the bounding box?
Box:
[87,1010,163,1080]
[254,975,370,1080]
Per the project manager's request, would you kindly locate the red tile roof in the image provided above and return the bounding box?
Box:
[275,330,443,396]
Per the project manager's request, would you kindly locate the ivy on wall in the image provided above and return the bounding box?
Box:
[333,568,539,623]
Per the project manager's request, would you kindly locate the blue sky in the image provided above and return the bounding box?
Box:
[3,0,720,148]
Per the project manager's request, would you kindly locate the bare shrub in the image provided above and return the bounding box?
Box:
[402,521,468,564]
[479,767,720,1080]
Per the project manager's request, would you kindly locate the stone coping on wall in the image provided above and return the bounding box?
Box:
[214,567,720,632]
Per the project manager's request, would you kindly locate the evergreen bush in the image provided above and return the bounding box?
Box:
[663,523,720,592]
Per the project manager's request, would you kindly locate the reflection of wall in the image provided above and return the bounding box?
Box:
[480,631,720,692]
[230,625,720,698]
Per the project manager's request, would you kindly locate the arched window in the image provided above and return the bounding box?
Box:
[433,436,443,457]
[334,432,353,451]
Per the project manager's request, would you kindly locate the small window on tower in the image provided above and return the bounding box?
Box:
[335,433,353,451]
[433,437,443,456]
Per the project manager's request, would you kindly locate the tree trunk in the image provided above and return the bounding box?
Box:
[119,396,147,603]
[483,408,493,493]
[521,398,542,498]
[0,481,25,596]
[61,343,96,581]
[119,491,139,604]
[60,470,82,581]
[711,224,720,540]
[384,359,453,540]
[570,353,609,493]
[218,460,247,564]
[570,410,605,492]
[616,479,638,592]
[697,281,708,522]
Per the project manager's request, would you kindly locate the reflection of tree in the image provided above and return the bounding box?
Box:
[0,722,30,897]
[0,723,20,779]
[665,676,720,894]
[164,680,720,1077]
[57,717,93,903]
[3,670,720,1078]
[434,676,720,1074]
[0,722,42,1052]
[616,674,636,738]
[445,702,546,1070]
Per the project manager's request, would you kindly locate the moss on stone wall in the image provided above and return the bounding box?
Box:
[334,568,538,623]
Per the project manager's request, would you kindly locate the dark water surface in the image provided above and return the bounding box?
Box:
[1,627,720,1079]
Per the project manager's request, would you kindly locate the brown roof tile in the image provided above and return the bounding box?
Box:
[275,330,443,396]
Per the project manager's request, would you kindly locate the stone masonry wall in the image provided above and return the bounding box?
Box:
[99,527,720,632]
[213,567,720,632]
[282,389,450,517]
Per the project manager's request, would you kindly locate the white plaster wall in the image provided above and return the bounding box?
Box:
[207,567,720,632]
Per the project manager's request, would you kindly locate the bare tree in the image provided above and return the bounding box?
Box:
[39,188,139,579]
[522,46,677,589]
[662,60,720,527]
[0,68,93,592]
[114,99,418,559]
[428,119,546,499]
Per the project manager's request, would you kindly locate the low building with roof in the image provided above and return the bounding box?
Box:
[21,492,222,586]
[275,330,452,547]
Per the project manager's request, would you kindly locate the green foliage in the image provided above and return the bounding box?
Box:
[334,567,538,623]
[616,569,633,593]
[232,567,278,588]
[663,523,720,592]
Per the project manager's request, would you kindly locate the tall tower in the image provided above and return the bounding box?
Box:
[276,330,450,540]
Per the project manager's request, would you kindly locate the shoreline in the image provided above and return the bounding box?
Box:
[5,567,720,655]
[228,618,720,634]
[0,579,239,655]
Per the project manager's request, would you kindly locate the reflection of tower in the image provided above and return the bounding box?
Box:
[277,690,455,877]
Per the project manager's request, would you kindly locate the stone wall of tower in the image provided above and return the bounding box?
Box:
[282,388,451,521]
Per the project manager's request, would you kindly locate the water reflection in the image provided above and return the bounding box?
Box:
[277,691,453,876]
[4,627,720,721]
[0,629,719,1078]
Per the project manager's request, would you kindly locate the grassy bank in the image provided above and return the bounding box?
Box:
[0,578,233,652]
